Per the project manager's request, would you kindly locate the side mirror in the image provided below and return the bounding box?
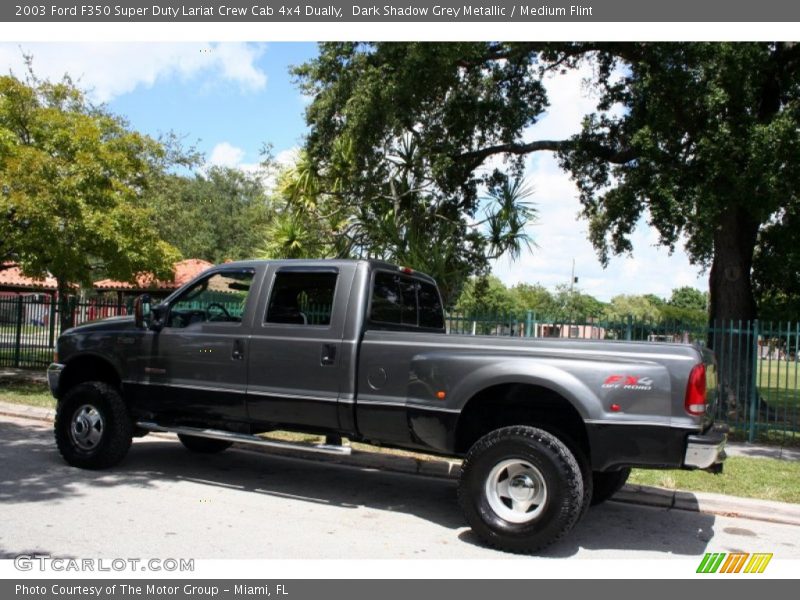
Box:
[133,294,152,329]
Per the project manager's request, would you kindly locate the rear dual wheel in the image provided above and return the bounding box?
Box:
[458,426,585,554]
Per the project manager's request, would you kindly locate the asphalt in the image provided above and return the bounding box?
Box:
[1,396,799,528]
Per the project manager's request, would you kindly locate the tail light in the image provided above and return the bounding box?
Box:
[685,363,707,416]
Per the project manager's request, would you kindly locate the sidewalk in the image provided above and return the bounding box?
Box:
[2,398,799,527]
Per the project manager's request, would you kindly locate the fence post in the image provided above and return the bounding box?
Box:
[14,296,23,368]
[749,319,759,443]
[48,297,57,349]
[525,310,533,337]
[625,315,632,341]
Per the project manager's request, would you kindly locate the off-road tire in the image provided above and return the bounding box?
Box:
[458,425,585,554]
[178,434,233,454]
[54,381,133,470]
[590,468,631,506]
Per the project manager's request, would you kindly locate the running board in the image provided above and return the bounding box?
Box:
[136,422,352,456]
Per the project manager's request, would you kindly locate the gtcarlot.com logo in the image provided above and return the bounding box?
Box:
[14,555,194,572]
[696,552,773,574]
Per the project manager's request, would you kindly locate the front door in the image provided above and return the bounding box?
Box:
[136,268,259,423]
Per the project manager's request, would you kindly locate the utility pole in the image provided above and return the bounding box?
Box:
[569,258,577,294]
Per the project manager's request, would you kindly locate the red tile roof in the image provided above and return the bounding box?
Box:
[93,259,214,292]
[0,263,58,291]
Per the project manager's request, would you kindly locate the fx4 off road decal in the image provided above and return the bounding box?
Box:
[601,375,654,391]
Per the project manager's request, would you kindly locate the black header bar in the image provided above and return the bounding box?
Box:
[4,0,800,22]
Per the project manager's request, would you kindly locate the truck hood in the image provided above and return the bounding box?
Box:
[64,315,137,335]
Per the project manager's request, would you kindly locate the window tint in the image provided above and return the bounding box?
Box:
[418,280,444,329]
[370,272,444,330]
[167,270,254,328]
[266,271,337,326]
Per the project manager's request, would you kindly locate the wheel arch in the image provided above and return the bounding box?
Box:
[58,353,122,398]
[454,381,591,461]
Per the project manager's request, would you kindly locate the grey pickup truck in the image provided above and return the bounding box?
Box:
[48,259,726,552]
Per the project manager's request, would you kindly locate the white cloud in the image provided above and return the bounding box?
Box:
[206,142,300,193]
[0,42,267,102]
[491,63,707,301]
[208,142,246,168]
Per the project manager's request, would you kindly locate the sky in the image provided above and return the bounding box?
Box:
[0,41,708,302]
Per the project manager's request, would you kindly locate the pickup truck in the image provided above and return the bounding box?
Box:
[48,259,726,553]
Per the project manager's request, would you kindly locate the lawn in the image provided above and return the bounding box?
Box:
[0,381,55,408]
[629,456,800,504]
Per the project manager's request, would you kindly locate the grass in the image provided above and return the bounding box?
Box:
[0,381,55,408]
[629,456,800,504]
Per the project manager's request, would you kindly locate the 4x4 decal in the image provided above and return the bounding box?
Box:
[602,375,654,391]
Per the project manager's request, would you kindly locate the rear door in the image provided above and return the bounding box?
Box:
[245,264,356,430]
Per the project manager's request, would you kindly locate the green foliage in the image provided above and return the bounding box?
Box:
[604,294,662,322]
[263,142,536,305]
[295,42,800,323]
[509,283,556,314]
[668,286,708,312]
[147,166,273,264]
[454,276,516,316]
[0,67,181,329]
[753,204,800,321]
[293,44,542,303]
[560,43,800,322]
[550,284,606,320]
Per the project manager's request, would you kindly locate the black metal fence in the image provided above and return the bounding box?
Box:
[1,296,797,443]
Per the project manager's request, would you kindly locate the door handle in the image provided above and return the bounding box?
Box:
[232,339,245,360]
[321,344,337,366]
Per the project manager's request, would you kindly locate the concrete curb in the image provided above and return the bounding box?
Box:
[614,484,800,526]
[2,400,799,526]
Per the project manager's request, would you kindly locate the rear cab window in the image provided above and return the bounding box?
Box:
[368,270,445,332]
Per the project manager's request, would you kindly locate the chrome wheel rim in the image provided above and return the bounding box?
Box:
[485,459,547,524]
[70,404,104,451]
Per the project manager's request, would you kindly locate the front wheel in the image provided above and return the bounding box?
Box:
[54,381,133,470]
[458,426,585,554]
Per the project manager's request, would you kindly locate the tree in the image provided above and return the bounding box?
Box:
[668,287,708,313]
[0,68,180,330]
[604,294,661,322]
[752,204,800,321]
[547,285,606,320]
[509,283,556,315]
[263,143,536,305]
[454,275,516,316]
[147,166,273,264]
[296,42,800,409]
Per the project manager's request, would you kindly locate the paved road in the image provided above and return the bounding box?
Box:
[1,414,798,560]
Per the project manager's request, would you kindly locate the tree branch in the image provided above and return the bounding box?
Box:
[455,139,637,171]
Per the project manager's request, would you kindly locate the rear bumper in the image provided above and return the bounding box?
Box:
[683,425,727,470]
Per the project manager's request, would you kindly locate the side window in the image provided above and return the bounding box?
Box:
[166,270,255,329]
[265,271,338,326]
[370,272,444,330]
[418,280,445,329]
[370,272,417,326]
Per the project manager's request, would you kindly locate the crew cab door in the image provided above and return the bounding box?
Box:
[245,265,355,430]
[133,267,260,422]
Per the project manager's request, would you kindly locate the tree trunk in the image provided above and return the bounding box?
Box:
[707,206,760,418]
[56,278,74,334]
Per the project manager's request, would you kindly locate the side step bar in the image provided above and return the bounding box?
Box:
[136,421,352,456]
